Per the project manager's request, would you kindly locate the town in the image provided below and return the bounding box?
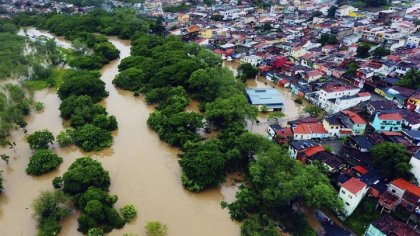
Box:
[0,0,420,235]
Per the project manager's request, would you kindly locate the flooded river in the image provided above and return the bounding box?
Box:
[0,29,240,236]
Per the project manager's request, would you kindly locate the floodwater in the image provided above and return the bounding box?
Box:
[223,61,309,136]
[0,28,240,236]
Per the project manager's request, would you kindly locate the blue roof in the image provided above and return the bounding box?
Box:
[246,88,284,108]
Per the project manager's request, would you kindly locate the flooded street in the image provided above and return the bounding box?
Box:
[224,61,308,136]
[0,29,240,236]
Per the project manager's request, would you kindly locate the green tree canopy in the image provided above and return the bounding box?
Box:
[179,140,226,192]
[370,142,413,180]
[74,124,113,152]
[62,157,111,195]
[397,68,420,89]
[57,71,108,102]
[356,44,371,58]
[26,149,63,176]
[238,63,259,80]
[27,129,55,150]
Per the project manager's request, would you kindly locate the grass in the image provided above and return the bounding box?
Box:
[344,197,380,236]
[24,68,69,90]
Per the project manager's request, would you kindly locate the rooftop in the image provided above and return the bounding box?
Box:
[342,177,366,195]
[390,178,420,197]
[246,88,284,107]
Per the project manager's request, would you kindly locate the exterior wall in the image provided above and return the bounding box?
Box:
[364,224,387,236]
[371,115,402,132]
[339,186,368,217]
[323,119,340,137]
[318,88,360,108]
[387,184,405,200]
[293,133,312,140]
[406,36,419,48]
[324,96,370,114]
[352,124,366,135]
[288,146,298,159]
[410,156,420,184]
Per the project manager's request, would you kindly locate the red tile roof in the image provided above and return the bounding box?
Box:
[341,110,367,124]
[353,166,368,174]
[357,92,371,97]
[275,127,293,138]
[378,113,403,121]
[293,123,328,135]
[307,70,322,77]
[294,124,312,134]
[303,146,325,157]
[308,123,328,134]
[342,177,367,195]
[390,179,420,197]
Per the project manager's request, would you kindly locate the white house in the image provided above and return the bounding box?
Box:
[323,92,371,114]
[335,5,358,18]
[241,55,263,66]
[406,35,420,48]
[338,177,368,217]
[409,151,420,184]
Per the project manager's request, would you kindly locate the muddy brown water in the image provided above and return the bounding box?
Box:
[0,29,240,236]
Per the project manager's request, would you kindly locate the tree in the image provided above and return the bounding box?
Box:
[92,114,118,131]
[327,6,338,18]
[222,186,259,221]
[62,157,111,195]
[240,214,278,236]
[205,94,258,127]
[397,68,420,89]
[74,124,113,152]
[370,142,413,180]
[59,95,107,127]
[317,33,337,45]
[87,228,104,236]
[93,42,120,61]
[373,46,390,58]
[179,140,226,192]
[56,129,74,147]
[53,176,63,189]
[303,105,323,117]
[26,149,63,176]
[145,221,167,236]
[27,129,55,150]
[57,71,108,102]
[238,63,259,80]
[356,44,371,58]
[112,67,145,91]
[32,190,71,236]
[345,62,359,76]
[120,205,137,223]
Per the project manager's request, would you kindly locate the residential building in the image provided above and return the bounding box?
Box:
[409,151,420,184]
[365,214,419,236]
[371,112,403,132]
[292,122,328,140]
[288,140,318,159]
[338,177,368,217]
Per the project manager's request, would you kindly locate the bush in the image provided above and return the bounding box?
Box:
[120,205,137,223]
[56,129,74,148]
[34,102,44,111]
[52,176,63,189]
[145,221,167,236]
[26,149,63,176]
[87,227,104,236]
[27,129,55,150]
[74,124,113,152]
[62,157,110,195]
[32,190,71,236]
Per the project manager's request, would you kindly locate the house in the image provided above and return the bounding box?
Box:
[371,112,403,132]
[348,135,374,152]
[409,151,420,184]
[366,100,399,116]
[406,91,420,113]
[309,151,346,173]
[338,177,369,217]
[323,116,341,137]
[288,140,318,159]
[246,88,284,111]
[317,83,360,110]
[273,127,294,144]
[242,55,263,66]
[385,86,415,108]
[304,70,323,82]
[365,214,419,236]
[267,124,282,140]
[335,5,358,18]
[292,122,328,140]
[388,178,420,211]
[340,110,367,135]
[323,92,371,114]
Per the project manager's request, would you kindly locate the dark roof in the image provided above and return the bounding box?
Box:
[403,130,420,141]
[371,214,419,236]
[325,116,341,126]
[349,135,374,149]
[289,140,317,151]
[367,100,398,111]
[269,124,282,131]
[310,151,345,170]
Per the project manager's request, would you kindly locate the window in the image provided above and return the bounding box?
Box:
[380,126,385,130]
[345,202,350,206]
[341,190,345,194]
[348,195,352,199]
[391,189,396,193]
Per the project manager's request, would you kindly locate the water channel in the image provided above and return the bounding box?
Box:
[0,28,240,236]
